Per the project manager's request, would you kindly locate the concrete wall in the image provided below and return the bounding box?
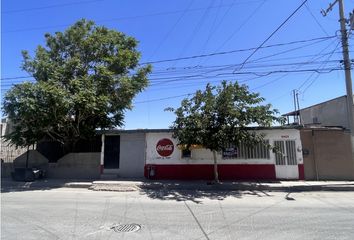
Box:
[2,150,101,179]
[12,150,49,169]
[300,96,350,129]
[1,150,48,178]
[1,162,13,178]
[301,128,354,180]
[1,122,29,163]
[115,132,145,178]
[47,153,100,179]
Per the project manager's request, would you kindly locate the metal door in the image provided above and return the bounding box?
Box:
[274,140,298,179]
[104,136,120,169]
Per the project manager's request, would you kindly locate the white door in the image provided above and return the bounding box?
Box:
[274,140,299,179]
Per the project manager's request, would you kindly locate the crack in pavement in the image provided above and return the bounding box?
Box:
[184,201,211,240]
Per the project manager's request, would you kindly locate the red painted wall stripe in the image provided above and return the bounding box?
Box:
[298,164,305,180]
[144,164,276,180]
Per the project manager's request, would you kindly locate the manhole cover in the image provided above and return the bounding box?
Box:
[111,223,141,233]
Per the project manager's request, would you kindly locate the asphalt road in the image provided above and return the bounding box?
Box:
[1,187,354,240]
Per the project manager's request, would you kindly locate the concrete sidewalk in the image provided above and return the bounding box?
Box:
[2,178,354,192]
[90,180,354,192]
[1,178,93,191]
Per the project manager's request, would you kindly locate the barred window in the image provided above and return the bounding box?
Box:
[223,140,270,159]
[181,149,191,158]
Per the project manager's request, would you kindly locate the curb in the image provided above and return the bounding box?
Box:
[88,182,354,192]
[1,179,94,190]
[64,182,93,188]
[90,181,140,192]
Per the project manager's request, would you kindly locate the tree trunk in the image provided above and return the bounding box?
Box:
[212,150,220,183]
[25,146,29,169]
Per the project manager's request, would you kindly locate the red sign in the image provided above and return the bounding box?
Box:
[156,138,174,157]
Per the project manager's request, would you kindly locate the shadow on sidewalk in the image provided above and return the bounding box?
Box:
[138,182,273,204]
[1,178,94,193]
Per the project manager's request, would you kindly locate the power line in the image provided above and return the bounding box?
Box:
[0,76,33,81]
[147,37,337,85]
[150,59,340,76]
[214,0,266,53]
[133,68,342,104]
[170,0,215,68]
[2,0,104,14]
[0,56,342,83]
[1,66,342,90]
[194,0,225,66]
[304,2,330,36]
[147,0,195,61]
[0,60,338,85]
[3,3,239,34]
[140,35,335,65]
[234,0,308,73]
[0,35,336,82]
[242,37,334,65]
[297,39,340,90]
[150,50,347,74]
[146,67,342,88]
[301,42,342,94]
[134,93,193,104]
[250,38,340,91]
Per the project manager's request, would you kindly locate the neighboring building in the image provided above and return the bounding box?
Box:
[0,118,28,163]
[282,97,354,180]
[300,127,354,180]
[283,95,353,129]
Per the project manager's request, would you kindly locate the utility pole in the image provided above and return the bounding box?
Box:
[296,90,302,126]
[322,0,354,135]
[293,89,302,125]
[293,90,299,124]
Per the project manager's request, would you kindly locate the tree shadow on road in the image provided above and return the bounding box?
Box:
[138,182,273,204]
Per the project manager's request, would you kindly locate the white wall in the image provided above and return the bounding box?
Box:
[146,129,303,165]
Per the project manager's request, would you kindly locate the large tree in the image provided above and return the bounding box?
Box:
[3,19,151,149]
[167,81,284,182]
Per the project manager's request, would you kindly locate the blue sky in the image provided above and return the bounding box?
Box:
[1,0,354,129]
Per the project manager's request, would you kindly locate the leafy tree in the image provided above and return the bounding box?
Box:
[3,19,151,150]
[167,81,284,182]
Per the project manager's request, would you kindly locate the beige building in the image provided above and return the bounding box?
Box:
[283,96,354,180]
[300,128,354,180]
[283,95,353,129]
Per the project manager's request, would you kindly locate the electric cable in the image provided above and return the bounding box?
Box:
[234,0,308,73]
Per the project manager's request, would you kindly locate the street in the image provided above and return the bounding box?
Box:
[1,187,354,240]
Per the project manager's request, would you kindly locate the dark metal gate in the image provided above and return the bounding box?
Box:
[104,136,120,169]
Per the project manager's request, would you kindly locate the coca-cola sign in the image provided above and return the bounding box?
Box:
[156,138,174,157]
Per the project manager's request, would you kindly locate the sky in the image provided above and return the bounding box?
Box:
[1,0,354,129]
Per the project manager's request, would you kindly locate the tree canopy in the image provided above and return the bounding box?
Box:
[3,19,151,148]
[167,80,285,182]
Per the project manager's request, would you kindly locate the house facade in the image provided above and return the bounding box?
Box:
[101,128,304,180]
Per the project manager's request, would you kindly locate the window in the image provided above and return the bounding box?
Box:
[181,149,191,158]
[222,140,270,159]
